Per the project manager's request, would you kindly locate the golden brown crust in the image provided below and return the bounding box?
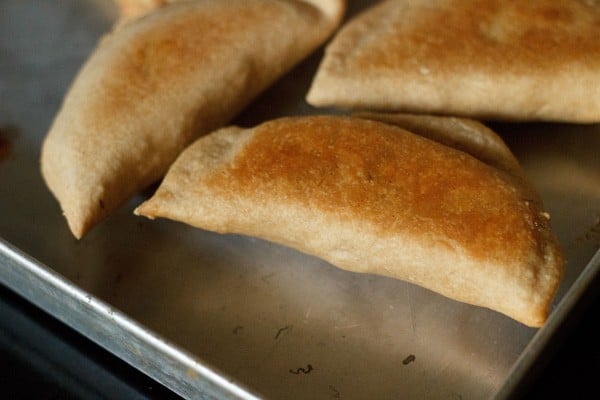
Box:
[114,0,180,22]
[41,0,345,238]
[353,112,522,176]
[307,0,600,122]
[136,115,564,326]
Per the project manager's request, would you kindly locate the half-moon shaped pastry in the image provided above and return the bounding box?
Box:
[135,115,564,327]
[307,0,600,122]
[41,0,345,238]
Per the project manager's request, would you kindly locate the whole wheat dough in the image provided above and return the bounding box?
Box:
[135,115,564,327]
[354,111,523,176]
[114,0,180,22]
[307,0,600,122]
[40,0,345,238]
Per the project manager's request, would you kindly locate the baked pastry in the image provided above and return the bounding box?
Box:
[135,115,564,327]
[114,0,180,22]
[41,0,345,238]
[307,0,600,122]
[353,112,522,176]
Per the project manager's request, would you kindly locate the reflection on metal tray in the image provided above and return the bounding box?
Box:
[1,1,599,399]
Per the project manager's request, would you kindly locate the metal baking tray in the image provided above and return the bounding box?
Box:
[1,1,599,399]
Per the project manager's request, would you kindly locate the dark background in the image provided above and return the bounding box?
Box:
[1,270,598,400]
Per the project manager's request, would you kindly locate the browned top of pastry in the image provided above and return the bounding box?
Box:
[205,116,551,266]
[307,0,600,121]
[352,0,600,74]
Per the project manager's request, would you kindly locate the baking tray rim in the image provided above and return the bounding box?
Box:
[0,237,262,400]
[1,236,599,399]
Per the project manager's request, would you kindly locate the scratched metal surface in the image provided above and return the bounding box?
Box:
[1,1,600,399]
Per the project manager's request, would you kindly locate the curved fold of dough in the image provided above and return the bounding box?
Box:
[307,0,600,122]
[114,0,179,22]
[135,115,564,327]
[353,112,523,177]
[114,0,345,22]
[41,0,345,238]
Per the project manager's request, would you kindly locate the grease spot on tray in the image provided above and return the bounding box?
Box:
[186,367,199,379]
[402,354,416,365]
[289,364,313,375]
[0,125,18,163]
[233,325,244,335]
[576,215,600,246]
[0,138,9,161]
[275,325,291,339]
[329,384,341,399]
